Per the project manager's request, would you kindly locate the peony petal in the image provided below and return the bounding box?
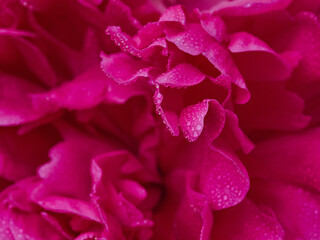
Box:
[91,151,154,238]
[153,86,180,136]
[28,10,101,77]
[212,198,285,240]
[100,52,155,84]
[207,0,292,16]
[38,138,114,199]
[0,180,67,240]
[199,14,227,42]
[229,32,292,82]
[218,110,254,154]
[251,181,320,240]
[159,5,186,26]
[165,23,206,56]
[236,82,311,131]
[165,23,249,103]
[78,0,103,7]
[246,127,320,193]
[173,182,213,240]
[8,36,58,87]
[33,66,107,110]
[280,13,320,98]
[36,195,101,222]
[104,0,142,33]
[288,0,320,15]
[0,126,60,181]
[137,22,165,48]
[179,100,210,142]
[155,63,205,87]
[106,26,167,58]
[0,73,48,126]
[199,99,226,144]
[105,76,150,104]
[198,146,249,210]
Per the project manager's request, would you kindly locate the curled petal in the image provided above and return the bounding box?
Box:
[100,52,155,84]
[179,100,209,142]
[200,14,227,42]
[179,99,226,143]
[153,87,180,136]
[155,63,205,87]
[106,26,167,58]
[165,23,249,103]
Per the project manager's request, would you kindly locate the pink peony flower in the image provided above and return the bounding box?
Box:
[0,0,319,239]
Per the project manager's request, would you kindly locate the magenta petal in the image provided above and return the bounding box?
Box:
[198,146,249,210]
[19,0,53,11]
[202,40,249,104]
[91,151,153,235]
[115,193,153,228]
[220,110,254,154]
[159,5,186,26]
[212,199,285,240]
[288,0,320,14]
[200,15,227,42]
[247,127,320,193]
[156,63,205,87]
[105,77,150,104]
[236,83,310,131]
[38,138,113,199]
[153,87,180,136]
[229,32,292,82]
[174,182,213,240]
[0,74,47,126]
[33,67,107,110]
[229,32,278,53]
[0,214,62,240]
[165,23,206,56]
[207,0,292,16]
[75,232,105,240]
[137,22,164,48]
[0,180,66,240]
[106,26,167,58]
[179,100,209,142]
[13,37,57,87]
[100,52,154,84]
[79,0,103,7]
[165,23,249,103]
[104,0,142,33]
[251,181,320,239]
[200,99,226,144]
[0,126,59,181]
[106,26,142,58]
[0,221,14,240]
